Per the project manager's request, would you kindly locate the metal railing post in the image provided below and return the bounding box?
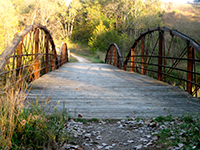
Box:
[62,43,67,65]
[34,29,39,79]
[113,46,116,66]
[130,48,135,72]
[16,41,23,78]
[117,55,120,68]
[109,47,112,65]
[45,34,49,73]
[141,37,145,75]
[158,31,164,81]
[187,46,194,94]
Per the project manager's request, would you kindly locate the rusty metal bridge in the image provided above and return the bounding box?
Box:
[0,25,200,119]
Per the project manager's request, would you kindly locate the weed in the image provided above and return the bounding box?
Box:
[0,79,28,149]
[74,118,99,123]
[155,114,200,149]
[154,115,174,123]
[89,118,99,122]
[172,9,178,15]
[0,78,71,149]
[69,56,78,63]
[74,118,87,123]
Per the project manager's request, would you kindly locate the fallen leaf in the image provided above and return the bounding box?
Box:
[145,120,151,125]
[78,114,82,118]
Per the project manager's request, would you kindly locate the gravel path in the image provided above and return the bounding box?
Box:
[61,118,185,150]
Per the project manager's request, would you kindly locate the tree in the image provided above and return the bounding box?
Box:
[56,0,82,40]
[0,0,18,53]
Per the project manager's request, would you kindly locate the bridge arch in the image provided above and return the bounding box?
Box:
[106,27,200,97]
[105,43,124,68]
[0,25,68,90]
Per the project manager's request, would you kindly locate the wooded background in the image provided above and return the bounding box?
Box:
[0,0,199,54]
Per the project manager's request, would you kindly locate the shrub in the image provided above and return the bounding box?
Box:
[88,21,120,53]
[172,10,178,14]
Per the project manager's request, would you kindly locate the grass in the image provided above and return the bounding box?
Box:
[74,118,99,123]
[1,80,199,149]
[153,114,200,149]
[65,41,106,63]
[69,56,78,63]
[72,53,104,63]
[0,78,71,149]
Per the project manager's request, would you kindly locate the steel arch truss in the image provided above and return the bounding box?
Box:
[106,27,200,97]
[0,25,68,91]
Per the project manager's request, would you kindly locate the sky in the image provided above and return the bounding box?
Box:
[161,0,193,3]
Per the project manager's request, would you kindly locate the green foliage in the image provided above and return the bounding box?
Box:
[172,10,179,14]
[74,118,99,123]
[155,115,200,149]
[88,22,120,53]
[0,78,71,149]
[10,99,70,149]
[154,115,174,123]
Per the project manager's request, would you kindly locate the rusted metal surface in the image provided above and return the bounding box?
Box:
[105,43,124,69]
[58,42,68,66]
[0,25,68,92]
[107,27,200,97]
[187,47,194,94]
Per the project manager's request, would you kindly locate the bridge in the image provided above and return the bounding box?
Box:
[0,25,200,119]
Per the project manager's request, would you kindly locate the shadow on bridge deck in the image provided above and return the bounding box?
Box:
[28,63,200,119]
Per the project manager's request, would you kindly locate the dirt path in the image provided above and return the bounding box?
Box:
[71,53,92,63]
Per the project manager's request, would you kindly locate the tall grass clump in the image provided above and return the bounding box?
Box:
[0,78,70,149]
[0,79,27,149]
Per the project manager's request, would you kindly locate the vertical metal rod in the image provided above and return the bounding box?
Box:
[62,43,67,65]
[51,42,57,70]
[141,37,145,75]
[66,43,68,62]
[131,48,134,72]
[123,59,127,71]
[113,46,116,66]
[45,34,49,73]
[16,41,23,78]
[158,31,164,81]
[187,46,194,94]
[194,52,197,97]
[117,54,120,68]
[109,47,112,65]
[34,29,39,79]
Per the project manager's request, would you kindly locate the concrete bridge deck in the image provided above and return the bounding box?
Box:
[28,63,200,119]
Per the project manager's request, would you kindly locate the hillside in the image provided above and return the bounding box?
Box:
[161,2,200,42]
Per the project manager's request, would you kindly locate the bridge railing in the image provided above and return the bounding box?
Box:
[106,27,200,97]
[105,43,124,69]
[0,25,68,91]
